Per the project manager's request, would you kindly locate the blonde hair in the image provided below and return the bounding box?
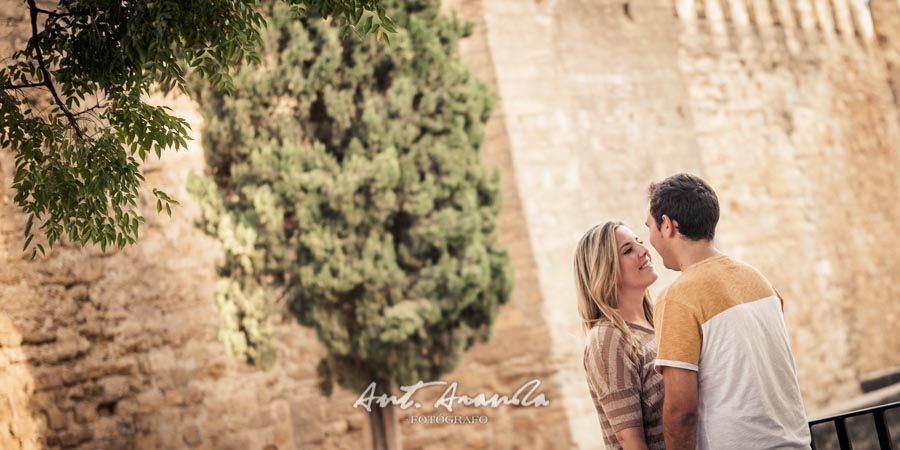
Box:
[574,221,654,352]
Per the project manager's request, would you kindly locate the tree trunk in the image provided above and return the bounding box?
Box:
[368,386,401,450]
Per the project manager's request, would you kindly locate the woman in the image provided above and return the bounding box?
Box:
[574,221,665,450]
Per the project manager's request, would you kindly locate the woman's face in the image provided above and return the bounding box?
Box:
[614,226,658,290]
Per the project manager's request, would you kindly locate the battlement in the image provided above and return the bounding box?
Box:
[674,0,874,41]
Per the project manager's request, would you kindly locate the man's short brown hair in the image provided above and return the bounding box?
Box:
[648,173,719,241]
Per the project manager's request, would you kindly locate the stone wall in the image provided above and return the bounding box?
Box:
[475,0,900,446]
[675,0,900,410]
[475,0,706,447]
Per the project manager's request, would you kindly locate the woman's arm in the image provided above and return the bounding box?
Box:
[584,326,649,449]
[615,427,650,450]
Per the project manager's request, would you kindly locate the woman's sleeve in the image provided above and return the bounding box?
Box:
[584,327,644,433]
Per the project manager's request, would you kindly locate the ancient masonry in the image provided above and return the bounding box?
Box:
[477,0,900,448]
[3,0,900,449]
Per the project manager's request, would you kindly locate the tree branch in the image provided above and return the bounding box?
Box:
[34,7,90,18]
[1,82,45,89]
[27,0,84,140]
[73,102,106,117]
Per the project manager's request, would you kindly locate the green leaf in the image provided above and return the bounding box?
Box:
[381,17,397,33]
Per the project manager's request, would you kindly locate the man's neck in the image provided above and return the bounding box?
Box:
[672,241,722,272]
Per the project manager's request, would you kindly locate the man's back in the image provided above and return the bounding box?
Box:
[655,255,811,449]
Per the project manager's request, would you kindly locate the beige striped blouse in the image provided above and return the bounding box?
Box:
[583,320,665,450]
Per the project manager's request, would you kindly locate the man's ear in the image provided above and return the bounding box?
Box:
[662,214,678,238]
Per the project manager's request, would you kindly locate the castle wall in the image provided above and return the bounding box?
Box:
[476,0,900,445]
[476,0,701,447]
[674,0,900,409]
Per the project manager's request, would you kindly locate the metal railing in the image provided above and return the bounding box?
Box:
[809,400,900,450]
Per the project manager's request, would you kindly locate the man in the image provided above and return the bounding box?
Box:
[646,173,810,450]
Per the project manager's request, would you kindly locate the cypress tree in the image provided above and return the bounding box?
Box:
[189,1,512,447]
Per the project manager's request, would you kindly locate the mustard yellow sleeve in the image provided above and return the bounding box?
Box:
[654,299,702,372]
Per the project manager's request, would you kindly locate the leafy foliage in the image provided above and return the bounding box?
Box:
[1,0,395,256]
[189,0,512,391]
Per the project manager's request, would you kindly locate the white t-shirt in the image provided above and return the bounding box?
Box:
[654,255,811,449]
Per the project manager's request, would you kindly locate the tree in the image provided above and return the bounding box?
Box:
[188,0,512,448]
[0,0,395,257]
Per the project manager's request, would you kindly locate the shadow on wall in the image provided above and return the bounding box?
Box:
[0,144,314,450]
[0,161,200,448]
[0,313,43,449]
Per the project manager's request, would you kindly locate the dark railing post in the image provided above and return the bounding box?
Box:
[809,400,900,450]
[835,417,853,450]
[873,409,893,450]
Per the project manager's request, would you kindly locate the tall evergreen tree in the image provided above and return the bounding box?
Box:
[189,1,512,447]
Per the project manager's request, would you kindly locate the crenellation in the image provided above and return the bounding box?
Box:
[813,0,838,38]
[832,0,858,40]
[706,0,727,24]
[850,0,876,40]
[726,0,752,27]
[772,0,798,30]
[696,0,708,20]
[678,0,881,52]
[749,0,774,28]
[675,0,696,20]
[792,0,818,32]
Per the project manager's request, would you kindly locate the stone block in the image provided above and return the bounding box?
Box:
[272,421,294,449]
[32,368,66,391]
[133,387,166,413]
[21,328,56,346]
[43,406,67,431]
[183,424,204,447]
[324,419,349,435]
[83,357,137,380]
[67,284,90,302]
[0,315,23,347]
[74,402,97,424]
[164,388,185,406]
[92,416,127,441]
[99,376,132,403]
[190,360,227,380]
[53,426,92,448]
[73,259,105,283]
[464,431,491,449]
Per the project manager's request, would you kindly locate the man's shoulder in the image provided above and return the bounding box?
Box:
[712,254,774,280]
[671,255,772,294]
[659,271,708,307]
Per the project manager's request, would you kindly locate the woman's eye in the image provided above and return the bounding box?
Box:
[624,248,632,255]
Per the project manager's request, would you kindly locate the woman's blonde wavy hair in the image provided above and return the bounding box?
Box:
[574,221,654,352]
